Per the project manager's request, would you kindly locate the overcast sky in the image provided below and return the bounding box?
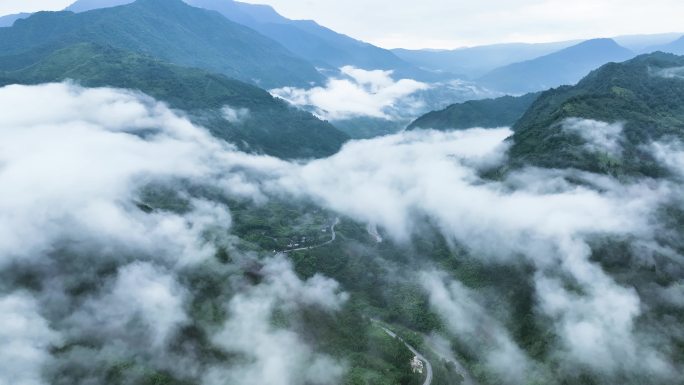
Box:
[2,0,684,48]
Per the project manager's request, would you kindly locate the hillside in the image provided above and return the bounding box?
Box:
[508,52,684,176]
[0,43,348,159]
[59,0,440,81]
[183,0,442,81]
[408,92,540,131]
[479,39,635,93]
[0,0,323,88]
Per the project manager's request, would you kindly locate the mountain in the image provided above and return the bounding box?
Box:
[407,92,540,131]
[613,32,684,52]
[182,0,443,81]
[0,43,348,159]
[0,0,323,88]
[60,0,441,81]
[0,12,31,27]
[508,52,684,176]
[64,0,134,12]
[649,35,684,55]
[392,41,578,79]
[478,39,635,94]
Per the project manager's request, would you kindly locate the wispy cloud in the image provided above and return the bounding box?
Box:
[1,82,682,383]
[271,66,429,120]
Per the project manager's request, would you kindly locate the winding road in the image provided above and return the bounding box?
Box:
[377,325,433,385]
[282,217,339,253]
[373,320,476,385]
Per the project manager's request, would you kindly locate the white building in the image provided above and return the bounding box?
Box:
[410,356,424,374]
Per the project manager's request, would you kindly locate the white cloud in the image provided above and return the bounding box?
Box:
[562,118,624,156]
[0,83,682,382]
[0,292,61,385]
[206,256,347,385]
[222,105,251,124]
[271,66,429,120]
[0,83,347,385]
[64,262,188,350]
[653,66,684,79]
[651,140,684,178]
[421,272,532,383]
[0,82,234,268]
[249,121,675,380]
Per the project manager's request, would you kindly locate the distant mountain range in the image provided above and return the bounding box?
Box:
[0,0,684,166]
[393,33,682,79]
[650,36,684,55]
[477,39,636,94]
[393,41,578,78]
[2,0,683,96]
[6,0,439,82]
[614,32,684,52]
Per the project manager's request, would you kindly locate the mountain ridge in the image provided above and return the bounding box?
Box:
[0,0,324,88]
[0,42,348,159]
[479,38,635,93]
[508,52,684,176]
[407,92,540,131]
[55,0,442,81]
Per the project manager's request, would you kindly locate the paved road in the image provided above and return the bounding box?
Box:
[373,320,476,385]
[378,325,433,385]
[282,217,339,253]
[423,339,476,385]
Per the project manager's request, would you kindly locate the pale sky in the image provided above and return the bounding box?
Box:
[2,0,684,48]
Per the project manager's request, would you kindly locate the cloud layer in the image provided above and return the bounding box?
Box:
[1,82,683,384]
[0,83,346,385]
[271,66,429,120]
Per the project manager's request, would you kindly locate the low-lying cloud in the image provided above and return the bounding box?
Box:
[421,272,532,383]
[222,105,251,124]
[653,65,684,79]
[0,83,346,385]
[1,82,683,384]
[271,66,429,120]
[0,292,61,385]
[206,257,347,385]
[562,117,624,156]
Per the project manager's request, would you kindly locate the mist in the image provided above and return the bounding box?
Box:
[1,82,683,384]
[270,66,429,121]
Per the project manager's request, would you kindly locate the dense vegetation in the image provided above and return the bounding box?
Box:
[478,39,634,93]
[0,0,322,88]
[0,43,349,159]
[408,92,540,131]
[508,52,684,176]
